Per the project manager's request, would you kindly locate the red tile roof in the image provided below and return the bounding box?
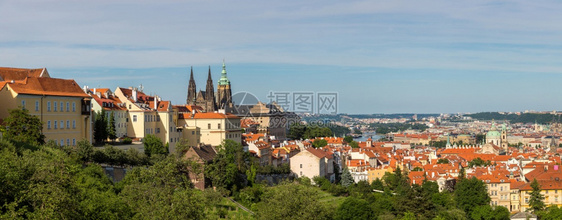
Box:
[0,67,47,81]
[179,112,239,119]
[5,77,89,98]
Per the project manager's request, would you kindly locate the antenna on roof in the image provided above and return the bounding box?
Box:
[139,84,144,92]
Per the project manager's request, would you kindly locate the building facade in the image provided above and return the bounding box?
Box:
[0,67,92,145]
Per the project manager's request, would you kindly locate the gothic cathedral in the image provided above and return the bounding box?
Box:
[187,61,233,112]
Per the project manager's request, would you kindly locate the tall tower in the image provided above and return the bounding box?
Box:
[205,66,217,112]
[501,123,508,150]
[187,66,196,105]
[216,61,233,111]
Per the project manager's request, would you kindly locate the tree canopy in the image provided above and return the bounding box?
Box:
[0,108,45,145]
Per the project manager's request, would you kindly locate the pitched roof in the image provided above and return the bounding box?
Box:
[179,112,239,119]
[306,147,327,159]
[187,145,217,162]
[6,77,89,98]
[0,67,48,81]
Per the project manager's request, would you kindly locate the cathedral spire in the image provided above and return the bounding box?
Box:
[205,66,217,111]
[187,66,196,105]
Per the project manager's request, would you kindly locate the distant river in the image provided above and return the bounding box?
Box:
[353,132,383,142]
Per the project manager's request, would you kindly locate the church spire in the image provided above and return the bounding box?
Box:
[205,66,217,111]
[187,66,196,105]
[218,60,230,86]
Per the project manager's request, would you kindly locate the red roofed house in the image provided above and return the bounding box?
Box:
[114,87,182,150]
[0,67,92,145]
[248,141,272,166]
[174,106,242,147]
[290,147,334,181]
[88,88,128,139]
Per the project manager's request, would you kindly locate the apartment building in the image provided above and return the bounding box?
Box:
[0,67,92,145]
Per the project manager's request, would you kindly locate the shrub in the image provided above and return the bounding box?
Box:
[122,137,132,144]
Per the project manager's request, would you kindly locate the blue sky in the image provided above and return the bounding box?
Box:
[2,0,562,114]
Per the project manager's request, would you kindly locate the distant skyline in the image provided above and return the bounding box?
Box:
[3,1,562,114]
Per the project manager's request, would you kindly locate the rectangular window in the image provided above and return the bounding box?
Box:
[73,120,76,129]
[47,102,51,111]
[66,102,69,112]
[192,131,195,135]
[156,128,160,133]
[218,123,221,129]
[133,115,137,122]
[60,120,64,129]
[73,139,76,146]
[66,139,70,146]
[21,100,26,109]
[54,121,58,129]
[72,102,76,112]
[208,123,211,129]
[300,164,303,168]
[60,101,63,111]
[67,120,70,128]
[35,100,39,111]
[47,121,51,129]
[60,139,64,146]
[54,102,57,112]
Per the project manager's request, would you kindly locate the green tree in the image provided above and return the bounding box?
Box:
[458,166,466,181]
[470,205,509,220]
[119,156,206,219]
[288,123,307,140]
[108,111,117,142]
[313,139,328,148]
[454,177,490,215]
[343,136,353,143]
[349,141,359,148]
[143,134,167,157]
[0,108,45,145]
[542,206,562,220]
[371,178,384,191]
[93,110,108,145]
[175,138,190,156]
[205,139,253,191]
[437,158,450,164]
[335,196,374,220]
[255,182,334,220]
[468,157,492,168]
[529,178,545,213]
[341,166,354,187]
[76,139,94,162]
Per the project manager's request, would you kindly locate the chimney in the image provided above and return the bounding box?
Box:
[154,96,158,110]
[132,88,138,102]
[93,88,96,95]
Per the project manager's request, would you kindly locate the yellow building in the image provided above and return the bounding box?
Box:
[0,67,92,145]
[368,167,393,183]
[479,175,511,209]
[114,87,181,152]
[88,88,128,139]
[519,180,562,212]
[175,109,242,147]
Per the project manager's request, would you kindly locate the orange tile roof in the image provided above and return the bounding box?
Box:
[306,147,327,159]
[6,77,89,98]
[179,112,239,119]
[520,180,562,191]
[90,92,126,111]
[0,67,46,81]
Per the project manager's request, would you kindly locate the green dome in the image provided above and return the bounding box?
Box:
[486,120,501,138]
[486,130,501,138]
